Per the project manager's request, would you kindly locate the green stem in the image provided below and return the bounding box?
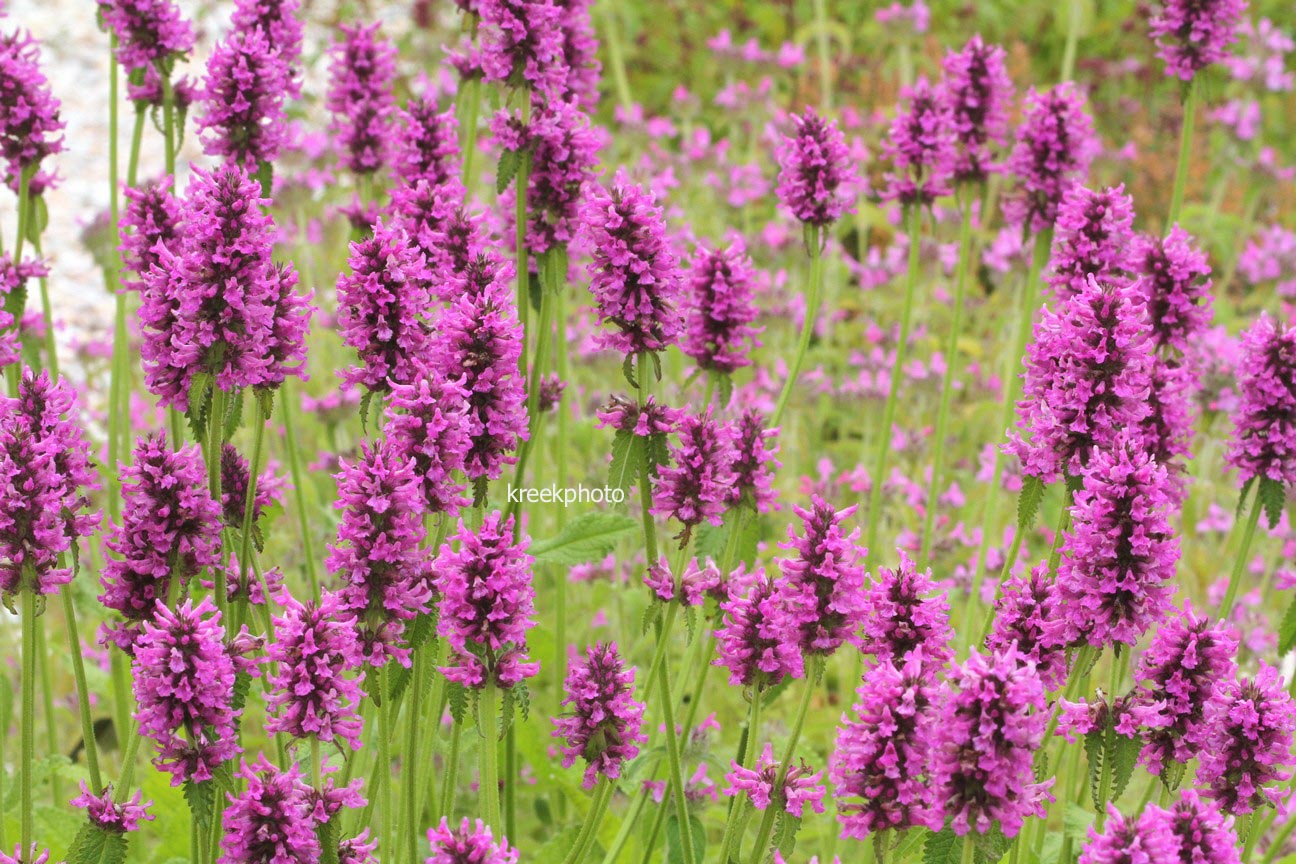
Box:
[379,668,395,860]
[961,835,977,864]
[716,689,763,864]
[460,76,484,193]
[865,206,922,562]
[599,786,649,864]
[771,225,823,429]
[600,4,634,113]
[1059,0,1082,83]
[113,720,144,803]
[403,652,423,864]
[513,90,532,377]
[561,780,613,864]
[36,612,60,805]
[1167,77,1198,228]
[747,660,821,864]
[440,719,463,820]
[207,386,228,613]
[1219,487,1262,619]
[656,658,696,864]
[161,68,177,178]
[62,589,103,791]
[967,233,1049,606]
[238,405,267,600]
[479,682,501,832]
[921,195,975,565]
[280,379,320,598]
[20,588,36,859]
[812,0,832,110]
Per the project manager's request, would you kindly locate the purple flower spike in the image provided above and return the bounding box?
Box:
[1047,184,1137,301]
[1197,664,1296,815]
[100,434,222,652]
[220,755,320,864]
[328,438,432,668]
[942,35,1014,184]
[132,597,244,785]
[1008,275,1154,484]
[554,0,600,110]
[775,107,856,226]
[779,497,870,658]
[478,0,565,98]
[196,29,290,171]
[394,95,460,186]
[1150,0,1247,81]
[1226,314,1296,489]
[267,589,366,750]
[140,162,309,408]
[432,253,528,483]
[499,98,600,256]
[71,782,153,833]
[882,77,957,206]
[119,177,182,293]
[231,0,304,89]
[1078,805,1178,864]
[931,649,1051,838]
[336,218,433,395]
[0,30,65,192]
[682,237,763,375]
[218,443,283,531]
[553,642,646,789]
[1052,435,1179,649]
[1132,226,1213,352]
[724,742,826,818]
[986,562,1067,690]
[0,846,53,864]
[1157,791,1241,864]
[726,409,780,514]
[385,375,472,516]
[97,0,194,71]
[858,551,953,668]
[580,170,684,358]
[830,651,943,838]
[433,511,539,690]
[1133,603,1238,775]
[425,817,519,864]
[652,408,736,542]
[1005,83,1099,234]
[326,22,397,176]
[713,569,804,689]
[0,369,100,598]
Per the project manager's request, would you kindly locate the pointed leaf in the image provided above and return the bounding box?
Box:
[67,821,129,864]
[923,825,960,864]
[496,149,520,194]
[608,430,644,499]
[1259,477,1286,530]
[530,512,639,566]
[1278,591,1296,655]
[1110,732,1141,804]
[1018,474,1046,529]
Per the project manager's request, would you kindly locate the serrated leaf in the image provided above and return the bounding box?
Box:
[1063,803,1094,840]
[1278,592,1296,654]
[232,670,253,714]
[359,390,375,434]
[608,430,644,498]
[683,604,697,644]
[528,276,542,314]
[923,825,959,864]
[1110,732,1141,804]
[773,812,802,859]
[1018,474,1045,529]
[530,512,639,565]
[1259,477,1286,530]
[224,387,245,440]
[184,779,214,829]
[646,432,671,478]
[67,821,129,864]
[641,598,663,635]
[665,814,705,864]
[715,372,734,408]
[448,681,469,725]
[974,824,1011,864]
[496,149,520,194]
[531,825,582,864]
[1085,729,1104,809]
[186,373,213,442]
[255,386,275,421]
[1238,477,1256,518]
[622,355,638,389]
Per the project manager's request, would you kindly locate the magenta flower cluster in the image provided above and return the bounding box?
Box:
[196,28,289,170]
[775,108,856,226]
[724,743,827,818]
[426,818,518,864]
[882,77,956,206]
[941,35,1013,184]
[433,511,539,689]
[553,641,646,788]
[1226,315,1296,489]
[1149,0,1248,80]
[1004,83,1098,233]
[779,497,869,657]
[857,551,953,667]
[326,23,396,176]
[1047,184,1136,300]
[682,237,763,375]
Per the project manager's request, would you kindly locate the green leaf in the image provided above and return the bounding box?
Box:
[224,387,245,440]
[608,430,644,499]
[1063,803,1094,841]
[974,825,1012,864]
[67,821,128,864]
[1160,759,1186,793]
[496,149,520,194]
[1018,475,1046,529]
[773,812,802,859]
[255,386,275,422]
[1238,477,1256,518]
[715,372,734,408]
[1084,729,1104,809]
[448,681,469,725]
[645,432,671,478]
[665,814,705,864]
[528,277,543,314]
[1109,732,1141,804]
[923,825,959,864]
[531,825,582,864]
[530,512,639,565]
[1258,477,1286,530]
[186,373,213,443]
[359,390,375,434]
[1278,591,1296,654]
[183,779,215,829]
[622,355,638,389]
[641,598,663,635]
